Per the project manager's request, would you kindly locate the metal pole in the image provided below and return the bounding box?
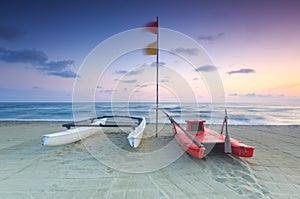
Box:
[224,109,232,153]
[155,16,159,137]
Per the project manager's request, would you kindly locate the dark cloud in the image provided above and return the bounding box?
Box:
[172,48,199,56]
[198,33,224,41]
[195,65,217,72]
[0,47,47,65]
[0,47,78,78]
[0,26,24,41]
[43,60,74,71]
[47,70,78,78]
[227,68,255,75]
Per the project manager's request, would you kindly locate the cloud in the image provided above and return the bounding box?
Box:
[127,68,144,75]
[0,26,24,41]
[171,48,199,56]
[150,61,166,67]
[198,33,224,41]
[47,70,78,78]
[115,70,127,75]
[245,93,273,98]
[32,86,42,90]
[0,47,47,65]
[120,79,137,83]
[227,68,255,75]
[114,68,144,76]
[245,93,256,97]
[0,47,78,78]
[133,90,142,93]
[160,79,169,83]
[43,60,75,71]
[135,85,148,88]
[228,93,284,98]
[195,65,217,72]
[99,89,115,94]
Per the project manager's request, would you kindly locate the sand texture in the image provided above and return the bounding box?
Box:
[0,122,299,198]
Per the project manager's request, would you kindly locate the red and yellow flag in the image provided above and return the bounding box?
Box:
[143,41,157,55]
[145,21,158,34]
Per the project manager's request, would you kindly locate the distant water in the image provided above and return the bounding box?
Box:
[0,102,300,125]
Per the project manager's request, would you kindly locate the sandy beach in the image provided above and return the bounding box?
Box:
[0,122,299,198]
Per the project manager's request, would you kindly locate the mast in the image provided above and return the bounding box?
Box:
[155,16,159,137]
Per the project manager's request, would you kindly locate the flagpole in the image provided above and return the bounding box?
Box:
[155,16,159,137]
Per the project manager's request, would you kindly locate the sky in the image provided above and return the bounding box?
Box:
[0,0,300,103]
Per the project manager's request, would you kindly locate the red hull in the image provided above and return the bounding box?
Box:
[231,141,255,158]
[171,122,255,158]
[172,126,205,158]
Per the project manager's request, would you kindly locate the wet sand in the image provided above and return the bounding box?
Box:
[0,122,299,198]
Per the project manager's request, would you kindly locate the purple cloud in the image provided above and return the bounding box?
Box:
[115,70,127,75]
[227,68,255,75]
[47,70,78,78]
[120,79,137,83]
[228,93,239,97]
[115,68,144,76]
[150,61,166,67]
[0,47,78,78]
[198,33,224,41]
[172,48,199,56]
[195,65,217,72]
[0,47,47,65]
[228,93,284,98]
[99,89,115,94]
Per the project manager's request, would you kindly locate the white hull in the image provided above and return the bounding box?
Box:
[127,117,146,148]
[42,119,106,146]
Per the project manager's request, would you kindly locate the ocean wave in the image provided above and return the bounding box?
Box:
[0,102,299,125]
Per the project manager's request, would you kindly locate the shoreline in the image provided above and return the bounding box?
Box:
[1,120,300,125]
[0,121,299,198]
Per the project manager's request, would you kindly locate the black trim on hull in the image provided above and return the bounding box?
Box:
[62,115,144,130]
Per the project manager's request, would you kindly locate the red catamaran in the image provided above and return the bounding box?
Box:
[164,110,255,158]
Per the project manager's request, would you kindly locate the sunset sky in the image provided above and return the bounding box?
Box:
[0,0,299,103]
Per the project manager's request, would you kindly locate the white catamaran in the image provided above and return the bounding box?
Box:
[42,116,146,148]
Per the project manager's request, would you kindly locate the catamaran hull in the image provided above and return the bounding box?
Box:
[230,141,255,157]
[42,116,146,148]
[172,125,205,158]
[171,121,255,159]
[42,125,101,146]
[127,117,146,148]
[172,126,205,158]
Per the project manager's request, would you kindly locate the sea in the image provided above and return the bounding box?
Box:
[0,102,300,125]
